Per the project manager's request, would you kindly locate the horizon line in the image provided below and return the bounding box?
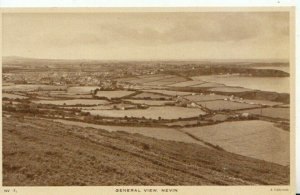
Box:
[2,55,289,63]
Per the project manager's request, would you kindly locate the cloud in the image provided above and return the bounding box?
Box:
[93,12,289,45]
[2,12,290,60]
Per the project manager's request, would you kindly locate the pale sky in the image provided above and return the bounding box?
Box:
[2,12,290,60]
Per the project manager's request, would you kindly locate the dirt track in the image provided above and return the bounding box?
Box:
[3,115,289,186]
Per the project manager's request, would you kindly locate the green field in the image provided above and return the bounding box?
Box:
[95,90,135,99]
[3,93,28,99]
[33,99,110,106]
[124,99,174,106]
[84,106,206,119]
[237,107,290,120]
[191,82,225,88]
[67,86,99,94]
[184,94,228,102]
[2,84,67,92]
[168,80,206,87]
[209,86,253,93]
[183,120,289,166]
[198,100,260,111]
[142,90,192,96]
[238,99,282,106]
[54,119,204,146]
[133,92,171,99]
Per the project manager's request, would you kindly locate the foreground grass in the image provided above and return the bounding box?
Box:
[3,114,289,186]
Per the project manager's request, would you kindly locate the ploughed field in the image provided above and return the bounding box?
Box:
[3,115,289,186]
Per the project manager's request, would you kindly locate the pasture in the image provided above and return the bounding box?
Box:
[237,107,289,120]
[191,82,225,88]
[237,99,282,106]
[2,84,67,92]
[209,86,253,93]
[67,86,99,94]
[182,120,289,166]
[142,90,192,96]
[133,92,171,100]
[124,99,174,106]
[125,75,174,84]
[32,99,110,106]
[54,119,205,146]
[144,77,187,86]
[84,106,206,119]
[169,80,206,87]
[2,93,28,99]
[184,94,228,102]
[95,90,135,99]
[198,100,260,111]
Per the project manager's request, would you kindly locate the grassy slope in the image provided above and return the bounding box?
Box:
[3,115,289,186]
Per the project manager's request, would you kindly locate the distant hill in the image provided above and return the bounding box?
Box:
[2,56,106,67]
[2,56,289,67]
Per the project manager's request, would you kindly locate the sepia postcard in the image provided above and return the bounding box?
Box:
[0,7,295,195]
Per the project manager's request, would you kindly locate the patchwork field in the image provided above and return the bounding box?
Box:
[209,114,229,122]
[127,77,168,84]
[3,82,15,86]
[144,81,177,86]
[238,99,282,106]
[124,99,174,106]
[144,77,188,86]
[69,105,115,110]
[142,90,192,96]
[191,82,225,88]
[165,120,199,127]
[184,94,228,102]
[132,92,171,100]
[125,75,175,84]
[115,77,138,82]
[67,86,99,94]
[2,84,67,92]
[32,99,110,106]
[198,100,260,111]
[237,107,290,120]
[95,90,135,99]
[54,119,204,146]
[48,91,94,99]
[169,80,206,87]
[136,74,170,79]
[182,120,289,166]
[209,86,253,93]
[3,116,289,185]
[3,93,28,99]
[84,106,206,119]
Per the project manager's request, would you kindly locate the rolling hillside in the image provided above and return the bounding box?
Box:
[3,114,289,186]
